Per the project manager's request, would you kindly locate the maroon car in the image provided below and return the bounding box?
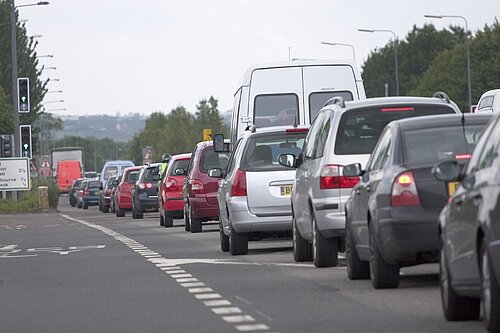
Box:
[183,141,230,233]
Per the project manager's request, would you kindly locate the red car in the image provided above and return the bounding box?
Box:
[159,153,191,227]
[114,166,142,217]
[183,141,230,233]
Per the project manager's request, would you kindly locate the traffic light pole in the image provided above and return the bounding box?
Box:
[10,0,20,158]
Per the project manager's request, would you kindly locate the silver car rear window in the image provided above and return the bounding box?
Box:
[334,104,456,155]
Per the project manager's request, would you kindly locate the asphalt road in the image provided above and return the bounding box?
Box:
[0,196,485,333]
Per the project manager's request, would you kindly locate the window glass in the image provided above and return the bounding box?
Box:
[88,180,101,188]
[313,113,332,159]
[103,166,118,181]
[226,139,242,174]
[367,129,392,171]
[126,171,140,182]
[200,148,230,173]
[241,132,307,172]
[476,120,500,170]
[143,167,158,182]
[304,112,325,159]
[309,91,353,122]
[169,159,190,176]
[106,177,116,189]
[466,118,498,173]
[478,95,494,110]
[335,104,456,155]
[254,94,299,127]
[403,125,487,165]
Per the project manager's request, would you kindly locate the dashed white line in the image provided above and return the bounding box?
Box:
[171,273,192,279]
[188,287,214,293]
[180,282,206,288]
[176,277,198,283]
[212,307,242,315]
[236,324,270,331]
[194,293,222,300]
[203,299,232,307]
[223,315,256,323]
[165,270,187,274]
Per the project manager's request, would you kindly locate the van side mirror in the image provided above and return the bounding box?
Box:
[343,163,363,177]
[278,154,296,168]
[208,168,223,179]
[213,134,230,153]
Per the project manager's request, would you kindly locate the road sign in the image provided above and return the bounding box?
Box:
[17,78,30,113]
[142,146,153,165]
[203,128,212,141]
[0,158,30,191]
[39,155,52,177]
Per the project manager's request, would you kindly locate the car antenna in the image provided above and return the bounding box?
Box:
[293,114,298,128]
[461,108,468,155]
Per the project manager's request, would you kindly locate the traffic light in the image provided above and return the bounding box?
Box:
[1,135,13,157]
[17,78,30,113]
[20,125,32,159]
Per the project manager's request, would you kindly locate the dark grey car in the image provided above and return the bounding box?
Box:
[344,114,491,289]
[433,114,500,332]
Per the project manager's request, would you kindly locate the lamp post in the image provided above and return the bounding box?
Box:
[358,28,399,96]
[321,41,356,62]
[424,14,471,112]
[10,0,49,158]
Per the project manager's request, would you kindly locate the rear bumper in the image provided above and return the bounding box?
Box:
[190,197,219,220]
[312,195,346,238]
[137,195,158,211]
[165,197,183,212]
[227,197,291,233]
[83,196,99,204]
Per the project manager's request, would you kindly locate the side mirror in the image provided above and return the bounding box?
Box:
[278,154,296,168]
[213,134,230,153]
[174,168,185,176]
[152,174,160,181]
[208,168,223,179]
[343,163,363,177]
[432,160,461,182]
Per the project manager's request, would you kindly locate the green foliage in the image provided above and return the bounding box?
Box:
[0,177,58,212]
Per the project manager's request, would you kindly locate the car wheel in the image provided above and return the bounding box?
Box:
[159,212,165,226]
[369,224,399,289]
[184,204,191,232]
[77,201,82,209]
[293,215,312,262]
[83,201,88,210]
[116,203,125,217]
[134,205,143,219]
[312,215,338,267]
[164,212,174,228]
[229,224,248,255]
[481,241,499,331]
[346,223,370,280]
[103,204,109,213]
[440,241,479,320]
[98,200,103,212]
[220,221,229,252]
[189,208,202,233]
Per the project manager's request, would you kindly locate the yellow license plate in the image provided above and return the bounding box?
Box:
[447,182,459,196]
[280,185,292,196]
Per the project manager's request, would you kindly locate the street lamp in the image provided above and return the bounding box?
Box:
[10,0,50,159]
[321,41,356,62]
[424,14,471,112]
[358,28,400,96]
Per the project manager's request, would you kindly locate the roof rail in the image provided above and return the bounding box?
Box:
[324,96,345,108]
[432,91,451,103]
[245,124,257,133]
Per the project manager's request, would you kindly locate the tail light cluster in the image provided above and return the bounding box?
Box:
[165,177,179,192]
[190,179,205,195]
[138,182,154,190]
[391,171,421,207]
[320,164,359,190]
[231,168,247,197]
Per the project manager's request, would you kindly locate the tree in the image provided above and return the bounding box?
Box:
[194,96,227,142]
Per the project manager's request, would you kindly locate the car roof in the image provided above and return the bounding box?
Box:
[170,153,192,160]
[195,138,231,149]
[339,95,459,111]
[242,125,309,138]
[390,113,493,131]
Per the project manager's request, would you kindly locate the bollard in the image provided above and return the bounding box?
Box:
[38,186,49,209]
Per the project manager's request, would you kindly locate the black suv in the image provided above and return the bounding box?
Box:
[131,164,160,219]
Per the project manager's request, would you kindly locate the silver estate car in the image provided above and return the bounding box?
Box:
[286,93,461,268]
[209,125,308,255]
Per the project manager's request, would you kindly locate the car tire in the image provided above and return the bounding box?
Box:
[481,241,499,331]
[159,212,165,226]
[312,215,338,267]
[220,221,229,252]
[184,204,191,232]
[229,224,248,255]
[77,202,82,209]
[440,241,480,320]
[83,201,88,210]
[98,200,103,212]
[369,224,399,289]
[293,216,312,262]
[189,207,202,233]
[134,205,143,219]
[103,204,109,213]
[346,222,370,280]
[116,203,125,217]
[164,212,174,228]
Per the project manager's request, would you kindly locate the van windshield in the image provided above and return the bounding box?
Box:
[254,94,299,128]
[309,91,353,122]
[334,104,456,155]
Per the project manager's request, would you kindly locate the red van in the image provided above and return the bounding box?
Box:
[57,160,83,193]
[183,141,230,233]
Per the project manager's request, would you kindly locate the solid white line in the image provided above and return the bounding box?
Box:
[235,296,253,305]
[171,274,192,279]
[203,300,232,307]
[176,278,198,283]
[223,315,255,323]
[194,293,222,300]
[188,287,214,293]
[211,307,242,315]
[235,324,270,331]
[180,282,206,288]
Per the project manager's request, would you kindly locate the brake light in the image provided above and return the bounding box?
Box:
[138,182,154,190]
[165,177,178,192]
[190,179,205,195]
[391,171,420,206]
[380,107,414,112]
[319,164,359,189]
[455,154,472,160]
[286,128,309,133]
[231,168,247,197]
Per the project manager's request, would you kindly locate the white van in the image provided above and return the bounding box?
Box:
[230,60,366,143]
[475,89,500,114]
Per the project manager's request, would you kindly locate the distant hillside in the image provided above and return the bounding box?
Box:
[55,114,146,142]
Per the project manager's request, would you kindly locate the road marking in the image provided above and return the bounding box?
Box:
[59,214,276,333]
[255,310,273,322]
[235,296,253,305]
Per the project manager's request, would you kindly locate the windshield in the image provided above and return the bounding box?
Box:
[254,94,299,128]
[309,91,353,122]
[170,159,191,176]
[200,149,230,173]
[335,104,456,155]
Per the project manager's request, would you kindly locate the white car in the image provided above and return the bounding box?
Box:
[210,126,308,255]
[475,89,500,114]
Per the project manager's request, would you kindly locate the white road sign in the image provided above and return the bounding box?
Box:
[0,158,30,191]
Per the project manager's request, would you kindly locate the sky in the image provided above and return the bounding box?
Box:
[17,0,500,117]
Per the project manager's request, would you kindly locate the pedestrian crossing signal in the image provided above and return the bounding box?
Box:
[17,78,30,113]
[20,125,32,159]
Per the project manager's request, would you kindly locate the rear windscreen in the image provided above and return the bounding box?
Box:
[334,105,456,155]
[126,171,140,182]
[88,180,101,188]
[72,179,82,188]
[309,91,353,122]
[170,159,190,175]
[103,166,118,180]
[254,94,299,128]
[403,124,486,165]
[200,149,230,173]
[241,132,307,172]
[143,167,158,182]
